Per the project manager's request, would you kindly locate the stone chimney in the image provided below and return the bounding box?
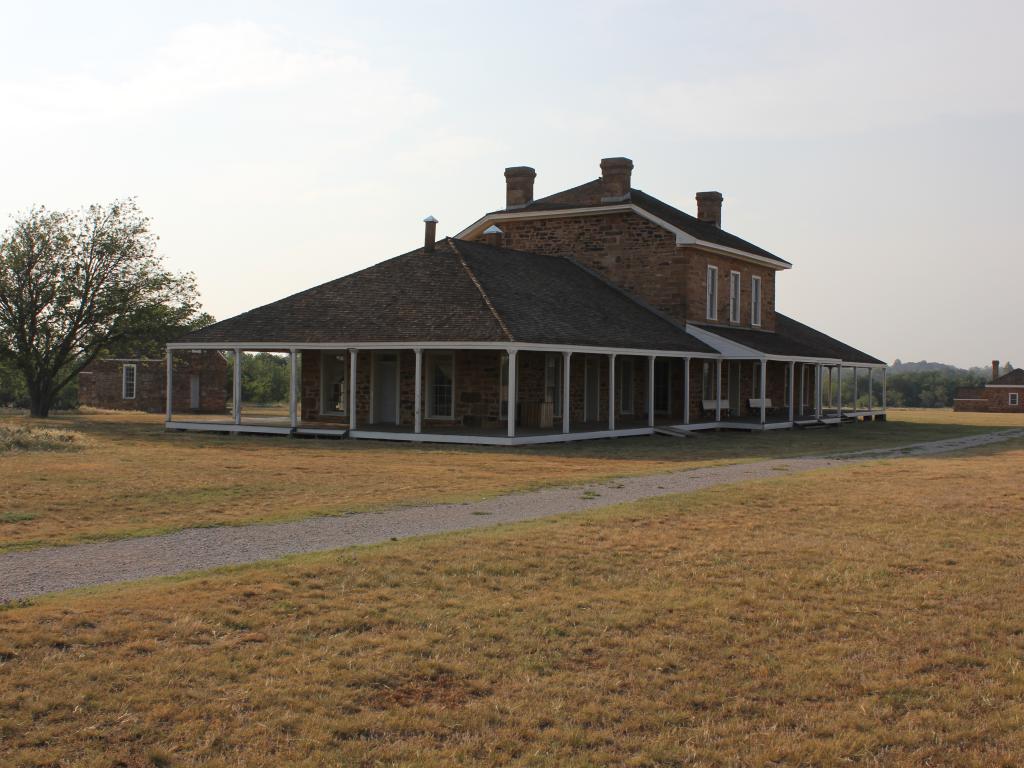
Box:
[696,191,724,228]
[483,225,503,248]
[423,215,437,252]
[600,157,633,202]
[993,360,1001,381]
[504,166,536,210]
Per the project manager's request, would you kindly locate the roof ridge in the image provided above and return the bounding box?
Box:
[561,256,694,336]
[447,238,515,343]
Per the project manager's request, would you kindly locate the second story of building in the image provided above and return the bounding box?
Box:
[457,158,790,332]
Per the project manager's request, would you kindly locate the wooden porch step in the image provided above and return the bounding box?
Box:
[653,426,693,438]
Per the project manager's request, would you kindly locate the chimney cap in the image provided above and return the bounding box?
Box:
[696,190,724,202]
[504,166,536,178]
[423,215,438,223]
[600,156,634,170]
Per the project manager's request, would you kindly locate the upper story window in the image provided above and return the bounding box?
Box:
[729,271,741,323]
[706,266,719,321]
[122,364,136,400]
[751,276,763,327]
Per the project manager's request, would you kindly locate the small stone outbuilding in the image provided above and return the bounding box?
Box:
[79,351,228,414]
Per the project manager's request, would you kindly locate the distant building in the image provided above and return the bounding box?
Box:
[79,352,227,414]
[954,361,1024,413]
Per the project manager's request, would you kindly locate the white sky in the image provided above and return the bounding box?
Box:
[2,0,1021,367]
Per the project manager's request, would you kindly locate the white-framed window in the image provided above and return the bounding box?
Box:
[706,265,719,321]
[751,276,763,327]
[618,358,634,414]
[122,364,136,400]
[427,352,454,419]
[729,271,741,323]
[544,353,563,418]
[653,359,671,414]
[320,352,347,415]
[1011,392,1020,407]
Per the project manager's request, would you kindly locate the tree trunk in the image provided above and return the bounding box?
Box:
[28,382,52,418]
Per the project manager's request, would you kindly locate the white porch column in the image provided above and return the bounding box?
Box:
[165,349,173,422]
[837,365,843,419]
[854,367,859,411]
[414,348,423,434]
[607,354,617,431]
[815,364,822,419]
[882,368,887,411]
[289,349,298,429]
[787,361,795,423]
[799,364,805,417]
[507,349,518,438]
[562,351,572,434]
[232,348,242,425]
[647,355,656,428]
[683,357,691,426]
[760,360,768,425]
[715,359,723,422]
[867,368,874,413]
[349,350,358,430]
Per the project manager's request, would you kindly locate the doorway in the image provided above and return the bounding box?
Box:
[372,352,399,424]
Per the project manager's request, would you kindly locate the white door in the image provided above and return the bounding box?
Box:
[373,353,399,425]
[190,375,200,410]
[585,358,600,422]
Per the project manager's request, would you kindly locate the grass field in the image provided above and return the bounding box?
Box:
[1,408,1022,551]
[2,433,1024,765]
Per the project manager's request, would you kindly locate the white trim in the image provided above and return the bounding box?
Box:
[751,275,763,328]
[454,204,793,271]
[706,265,719,321]
[121,364,137,400]
[729,270,741,324]
[986,384,1024,389]
[167,339,721,359]
[1010,392,1020,406]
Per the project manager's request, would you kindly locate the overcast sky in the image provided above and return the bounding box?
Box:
[2,1,1021,367]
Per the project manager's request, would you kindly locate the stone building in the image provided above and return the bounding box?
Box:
[79,352,227,414]
[954,362,1024,413]
[165,157,886,444]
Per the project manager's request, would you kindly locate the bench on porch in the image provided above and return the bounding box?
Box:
[701,399,729,418]
[748,398,772,410]
[521,401,554,429]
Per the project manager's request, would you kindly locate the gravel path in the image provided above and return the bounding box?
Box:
[2,429,1020,603]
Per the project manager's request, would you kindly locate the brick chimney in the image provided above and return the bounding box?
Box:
[600,157,633,203]
[504,166,536,210]
[483,225,503,247]
[423,215,437,252]
[993,360,1001,381]
[696,191,724,228]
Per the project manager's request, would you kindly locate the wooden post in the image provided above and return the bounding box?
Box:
[647,355,656,428]
[233,348,242,425]
[349,350,358,430]
[414,349,423,434]
[289,349,298,429]
[683,357,691,426]
[815,364,822,419]
[836,364,843,419]
[799,363,805,417]
[165,348,173,423]
[867,368,873,413]
[715,359,722,423]
[562,351,571,435]
[882,367,887,411]
[608,353,616,431]
[507,349,518,438]
[788,360,795,423]
[760,360,768,425]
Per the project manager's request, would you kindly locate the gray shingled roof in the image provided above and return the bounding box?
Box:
[692,314,884,365]
[181,239,715,353]
[491,180,789,266]
[991,369,1024,386]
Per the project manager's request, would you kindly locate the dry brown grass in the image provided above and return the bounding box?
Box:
[0,407,1018,551]
[0,423,91,454]
[2,439,1024,766]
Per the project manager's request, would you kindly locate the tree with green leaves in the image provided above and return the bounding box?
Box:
[0,200,207,417]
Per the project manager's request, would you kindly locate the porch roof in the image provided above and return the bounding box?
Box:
[180,238,715,354]
[691,314,885,365]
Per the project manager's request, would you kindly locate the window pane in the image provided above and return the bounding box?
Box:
[430,355,453,417]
